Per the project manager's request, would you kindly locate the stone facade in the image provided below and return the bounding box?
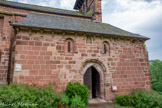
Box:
[0,1,90,84]
[11,29,151,100]
[0,0,151,101]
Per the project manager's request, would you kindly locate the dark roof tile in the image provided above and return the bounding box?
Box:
[0,0,90,17]
[12,13,149,40]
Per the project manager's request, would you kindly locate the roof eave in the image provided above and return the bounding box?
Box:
[11,24,150,41]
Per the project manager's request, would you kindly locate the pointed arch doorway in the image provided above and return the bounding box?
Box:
[84,66,100,98]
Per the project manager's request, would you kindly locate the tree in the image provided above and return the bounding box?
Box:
[150,60,162,83]
[150,60,162,92]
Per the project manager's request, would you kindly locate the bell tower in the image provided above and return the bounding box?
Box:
[74,0,102,22]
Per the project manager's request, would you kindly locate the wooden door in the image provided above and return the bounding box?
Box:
[84,67,101,98]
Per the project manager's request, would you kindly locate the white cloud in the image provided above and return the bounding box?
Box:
[103,0,162,30]
[102,0,162,60]
[60,0,76,10]
[17,0,28,3]
[9,0,76,10]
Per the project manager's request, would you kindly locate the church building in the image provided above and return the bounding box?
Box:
[0,0,151,100]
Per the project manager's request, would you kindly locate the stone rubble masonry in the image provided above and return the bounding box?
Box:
[12,29,151,100]
[0,5,91,84]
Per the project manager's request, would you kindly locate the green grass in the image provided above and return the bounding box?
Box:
[113,103,134,108]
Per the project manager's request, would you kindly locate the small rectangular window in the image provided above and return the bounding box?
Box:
[68,42,71,53]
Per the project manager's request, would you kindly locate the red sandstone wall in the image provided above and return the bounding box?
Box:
[110,40,151,97]
[0,15,13,84]
[13,30,151,100]
[0,12,25,84]
[0,4,91,84]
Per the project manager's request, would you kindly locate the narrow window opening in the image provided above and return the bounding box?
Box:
[68,42,71,53]
[104,44,107,54]
[65,38,74,55]
[0,17,4,61]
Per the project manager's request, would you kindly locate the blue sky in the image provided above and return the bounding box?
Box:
[8,0,162,60]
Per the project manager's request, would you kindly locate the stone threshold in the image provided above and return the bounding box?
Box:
[89,98,107,105]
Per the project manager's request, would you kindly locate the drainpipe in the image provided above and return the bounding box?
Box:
[7,20,16,85]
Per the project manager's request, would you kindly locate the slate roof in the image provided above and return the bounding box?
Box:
[12,13,149,40]
[0,0,90,18]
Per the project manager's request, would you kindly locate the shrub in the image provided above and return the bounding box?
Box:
[0,82,89,108]
[115,94,132,106]
[70,95,85,108]
[0,83,61,108]
[159,92,162,95]
[65,82,89,105]
[130,90,162,108]
[152,82,162,92]
[60,92,70,105]
[115,90,162,108]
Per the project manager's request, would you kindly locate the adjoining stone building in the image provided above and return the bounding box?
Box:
[0,0,151,100]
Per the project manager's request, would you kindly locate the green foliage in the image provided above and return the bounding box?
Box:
[152,82,162,92]
[0,83,61,108]
[150,60,162,83]
[61,92,70,105]
[113,103,134,108]
[150,60,162,93]
[0,82,89,108]
[65,82,89,105]
[70,95,85,108]
[77,12,84,16]
[86,11,93,16]
[115,94,132,106]
[159,92,162,95]
[115,90,162,108]
[60,82,89,107]
[143,43,147,49]
[130,90,162,108]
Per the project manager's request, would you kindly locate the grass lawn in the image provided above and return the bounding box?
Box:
[113,103,134,108]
